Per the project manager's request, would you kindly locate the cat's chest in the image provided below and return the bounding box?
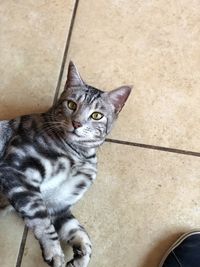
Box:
[40,156,97,209]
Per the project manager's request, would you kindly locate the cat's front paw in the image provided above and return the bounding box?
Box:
[66,254,90,267]
[42,241,65,267]
[47,254,65,267]
[66,243,92,267]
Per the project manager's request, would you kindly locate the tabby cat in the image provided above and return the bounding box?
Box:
[0,62,131,267]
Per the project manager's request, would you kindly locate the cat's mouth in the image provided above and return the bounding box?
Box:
[67,130,81,137]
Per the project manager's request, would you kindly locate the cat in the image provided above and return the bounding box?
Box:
[0,61,131,267]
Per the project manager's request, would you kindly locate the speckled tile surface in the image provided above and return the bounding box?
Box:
[0,0,75,119]
[0,212,24,267]
[65,0,200,151]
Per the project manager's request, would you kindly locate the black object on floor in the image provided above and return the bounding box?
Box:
[159,231,200,267]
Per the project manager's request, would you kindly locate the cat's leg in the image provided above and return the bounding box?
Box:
[0,165,65,267]
[53,210,92,267]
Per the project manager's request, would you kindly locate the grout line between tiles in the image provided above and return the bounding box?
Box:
[53,0,80,105]
[106,138,200,157]
[15,226,28,267]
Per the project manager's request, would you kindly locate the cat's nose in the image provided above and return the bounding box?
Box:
[72,120,82,129]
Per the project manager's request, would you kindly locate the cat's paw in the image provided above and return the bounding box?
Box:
[66,255,89,267]
[43,241,65,267]
[45,255,65,267]
[66,243,91,267]
[47,254,65,267]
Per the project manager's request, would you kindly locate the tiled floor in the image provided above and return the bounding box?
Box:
[0,1,200,267]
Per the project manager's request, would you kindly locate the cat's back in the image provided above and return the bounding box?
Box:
[0,113,42,149]
[0,120,14,159]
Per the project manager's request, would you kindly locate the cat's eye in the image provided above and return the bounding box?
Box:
[91,112,104,120]
[67,100,77,111]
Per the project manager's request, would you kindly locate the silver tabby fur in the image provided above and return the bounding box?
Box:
[0,62,131,267]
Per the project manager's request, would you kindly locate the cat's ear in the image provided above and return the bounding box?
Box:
[106,86,132,114]
[66,61,84,87]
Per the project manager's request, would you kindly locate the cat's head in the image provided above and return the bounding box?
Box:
[55,61,132,148]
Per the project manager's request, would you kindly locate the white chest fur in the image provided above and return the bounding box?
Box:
[39,156,96,212]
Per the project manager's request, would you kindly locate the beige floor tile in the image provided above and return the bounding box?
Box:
[0,212,24,267]
[62,0,200,151]
[0,0,75,119]
[21,143,200,267]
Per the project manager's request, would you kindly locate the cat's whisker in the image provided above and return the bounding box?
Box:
[0,61,131,267]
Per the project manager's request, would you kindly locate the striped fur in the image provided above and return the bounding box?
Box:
[0,62,131,267]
